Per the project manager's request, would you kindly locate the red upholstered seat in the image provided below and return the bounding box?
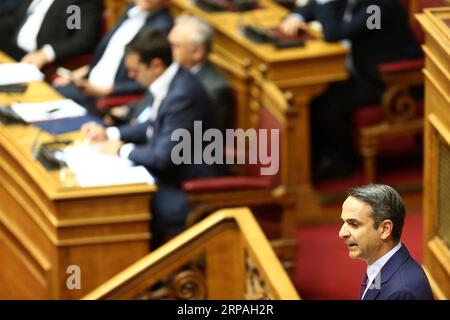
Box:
[182,83,282,192]
[95,94,143,110]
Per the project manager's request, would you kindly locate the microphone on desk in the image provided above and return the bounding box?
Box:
[0,104,27,125]
[31,128,71,171]
[31,128,44,159]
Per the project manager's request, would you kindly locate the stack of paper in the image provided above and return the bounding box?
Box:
[11,99,87,123]
[62,144,154,187]
[0,63,44,85]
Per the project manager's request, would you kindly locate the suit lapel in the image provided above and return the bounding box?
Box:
[148,68,183,136]
[362,284,381,300]
[13,0,36,42]
[362,245,410,300]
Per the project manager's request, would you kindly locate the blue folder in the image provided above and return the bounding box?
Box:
[34,115,104,135]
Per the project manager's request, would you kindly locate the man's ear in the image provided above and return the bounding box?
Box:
[379,220,393,240]
[150,58,165,71]
[193,45,206,62]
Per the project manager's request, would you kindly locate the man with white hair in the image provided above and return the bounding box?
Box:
[168,14,233,132]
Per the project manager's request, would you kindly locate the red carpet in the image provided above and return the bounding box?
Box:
[294,213,423,300]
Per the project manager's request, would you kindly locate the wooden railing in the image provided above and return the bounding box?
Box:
[83,208,300,300]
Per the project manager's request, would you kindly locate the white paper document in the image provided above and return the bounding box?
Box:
[11,99,87,123]
[0,63,44,85]
[63,144,154,187]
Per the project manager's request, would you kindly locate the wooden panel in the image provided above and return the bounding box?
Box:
[418,7,450,299]
[206,227,245,299]
[0,222,50,300]
[56,241,149,299]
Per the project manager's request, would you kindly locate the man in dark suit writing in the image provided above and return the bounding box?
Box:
[81,28,220,248]
[339,184,433,300]
[0,0,103,69]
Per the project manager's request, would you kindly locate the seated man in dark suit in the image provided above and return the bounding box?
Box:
[280,0,422,181]
[0,0,103,69]
[54,0,173,115]
[339,184,433,300]
[81,28,220,248]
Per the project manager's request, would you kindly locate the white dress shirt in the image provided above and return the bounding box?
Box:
[88,6,149,88]
[106,63,180,159]
[362,242,402,299]
[16,0,56,61]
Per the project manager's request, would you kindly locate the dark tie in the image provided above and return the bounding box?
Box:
[359,273,368,300]
[132,92,154,119]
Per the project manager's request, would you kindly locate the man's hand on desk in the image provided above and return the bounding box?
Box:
[74,78,113,98]
[81,122,108,143]
[280,15,308,36]
[20,50,49,69]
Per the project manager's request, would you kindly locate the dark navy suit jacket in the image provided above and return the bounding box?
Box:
[195,62,233,132]
[294,0,422,87]
[362,244,433,300]
[118,67,220,187]
[89,5,173,95]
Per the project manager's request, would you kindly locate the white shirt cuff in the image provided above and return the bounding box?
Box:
[119,143,135,159]
[41,44,56,62]
[106,127,121,141]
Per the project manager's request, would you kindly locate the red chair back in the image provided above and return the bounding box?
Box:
[243,104,283,188]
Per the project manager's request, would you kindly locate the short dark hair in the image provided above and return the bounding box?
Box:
[348,184,405,242]
[125,28,172,67]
